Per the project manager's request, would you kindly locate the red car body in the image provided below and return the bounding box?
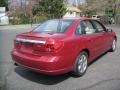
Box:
[11,18,116,75]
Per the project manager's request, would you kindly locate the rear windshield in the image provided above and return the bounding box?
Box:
[34,19,75,33]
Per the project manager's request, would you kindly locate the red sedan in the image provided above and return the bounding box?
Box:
[11,18,117,76]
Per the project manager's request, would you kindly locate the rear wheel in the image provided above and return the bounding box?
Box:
[72,51,88,77]
[110,39,116,52]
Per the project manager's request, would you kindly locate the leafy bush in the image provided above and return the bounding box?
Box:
[35,15,47,23]
[19,16,30,24]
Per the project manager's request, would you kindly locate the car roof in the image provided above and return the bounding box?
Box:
[53,17,94,21]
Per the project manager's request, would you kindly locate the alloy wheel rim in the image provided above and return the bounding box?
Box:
[112,40,116,50]
[78,54,87,74]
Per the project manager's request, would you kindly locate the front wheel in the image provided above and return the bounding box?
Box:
[110,39,116,52]
[72,51,88,77]
[14,62,18,66]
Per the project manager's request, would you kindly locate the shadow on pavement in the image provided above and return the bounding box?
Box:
[15,67,70,85]
[14,51,113,85]
[88,51,109,66]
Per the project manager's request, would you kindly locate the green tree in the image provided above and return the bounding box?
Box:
[0,0,8,11]
[79,0,117,16]
[33,0,66,18]
[79,0,116,17]
[0,0,6,7]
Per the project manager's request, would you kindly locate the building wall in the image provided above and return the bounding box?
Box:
[64,0,86,6]
[63,11,80,18]
[0,7,9,25]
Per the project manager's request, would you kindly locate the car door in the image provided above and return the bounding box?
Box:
[91,20,111,52]
[75,20,104,61]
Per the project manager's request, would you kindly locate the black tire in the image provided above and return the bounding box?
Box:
[72,51,88,77]
[14,62,18,66]
[110,39,116,52]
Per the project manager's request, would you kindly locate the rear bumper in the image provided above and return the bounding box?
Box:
[11,50,72,75]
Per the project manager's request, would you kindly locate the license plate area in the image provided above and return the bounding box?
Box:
[24,42,34,47]
[20,42,34,53]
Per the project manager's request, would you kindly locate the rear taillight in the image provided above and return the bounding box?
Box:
[34,38,64,52]
[14,40,22,49]
[45,39,63,52]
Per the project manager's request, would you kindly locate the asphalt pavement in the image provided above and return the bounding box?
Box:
[0,24,120,90]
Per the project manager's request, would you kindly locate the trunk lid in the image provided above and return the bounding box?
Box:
[15,32,67,55]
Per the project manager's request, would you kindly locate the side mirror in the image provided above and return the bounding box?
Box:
[106,28,113,32]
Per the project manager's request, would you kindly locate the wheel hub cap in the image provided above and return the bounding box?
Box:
[78,55,87,73]
[112,40,116,50]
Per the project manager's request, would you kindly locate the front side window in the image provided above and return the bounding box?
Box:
[34,19,74,33]
[92,21,105,32]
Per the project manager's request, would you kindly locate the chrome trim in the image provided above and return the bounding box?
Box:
[15,38,46,44]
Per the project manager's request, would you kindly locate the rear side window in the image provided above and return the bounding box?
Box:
[34,20,74,33]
